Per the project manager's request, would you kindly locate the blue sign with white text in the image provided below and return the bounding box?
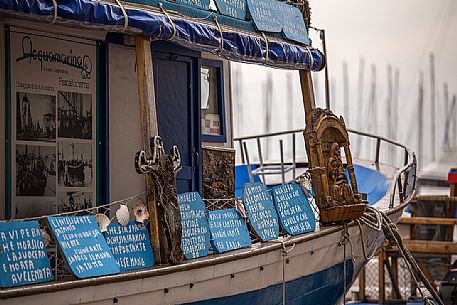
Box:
[0,221,53,288]
[246,0,282,32]
[276,2,310,45]
[178,192,211,259]
[272,183,316,235]
[103,222,154,272]
[176,0,211,10]
[47,216,120,279]
[214,0,247,20]
[208,208,252,253]
[242,182,279,241]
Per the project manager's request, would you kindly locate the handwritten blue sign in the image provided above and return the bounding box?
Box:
[176,0,211,10]
[276,2,310,45]
[242,182,279,241]
[246,0,282,32]
[47,216,119,278]
[178,192,211,259]
[215,0,247,20]
[208,208,252,253]
[272,183,316,235]
[0,221,53,288]
[103,222,154,272]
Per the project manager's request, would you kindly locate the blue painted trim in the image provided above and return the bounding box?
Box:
[99,41,109,205]
[4,26,11,220]
[200,58,226,144]
[0,0,325,71]
[181,260,354,305]
[95,42,101,205]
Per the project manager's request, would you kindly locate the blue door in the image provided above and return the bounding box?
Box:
[153,51,200,193]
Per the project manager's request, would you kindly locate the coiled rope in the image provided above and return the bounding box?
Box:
[353,206,444,305]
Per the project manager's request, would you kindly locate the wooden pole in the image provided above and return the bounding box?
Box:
[429,54,436,162]
[378,247,386,304]
[358,268,366,302]
[135,36,162,264]
[418,71,424,169]
[343,61,349,126]
[299,70,316,123]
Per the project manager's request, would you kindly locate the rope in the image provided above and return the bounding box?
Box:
[214,16,224,54]
[261,32,269,64]
[50,0,58,24]
[114,0,129,32]
[357,206,444,305]
[305,47,314,70]
[159,2,177,40]
[280,240,295,305]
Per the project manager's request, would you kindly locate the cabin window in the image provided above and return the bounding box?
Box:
[200,59,226,142]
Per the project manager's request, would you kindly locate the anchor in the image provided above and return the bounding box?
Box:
[135,136,183,264]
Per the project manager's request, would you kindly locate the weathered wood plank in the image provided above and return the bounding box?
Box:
[403,240,457,254]
[399,217,457,225]
[135,36,161,263]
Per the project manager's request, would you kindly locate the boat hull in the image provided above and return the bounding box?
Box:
[0,207,403,305]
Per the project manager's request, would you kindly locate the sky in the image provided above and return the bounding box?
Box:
[233,0,457,169]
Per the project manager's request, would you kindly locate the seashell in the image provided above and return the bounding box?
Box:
[116,204,130,226]
[133,204,149,223]
[41,229,51,247]
[94,213,111,232]
[235,199,248,219]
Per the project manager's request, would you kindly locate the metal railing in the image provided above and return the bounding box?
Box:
[234,128,417,209]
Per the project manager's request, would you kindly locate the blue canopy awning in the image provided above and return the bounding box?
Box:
[0,0,325,70]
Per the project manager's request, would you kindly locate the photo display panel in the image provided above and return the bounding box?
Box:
[178,192,211,259]
[242,182,279,241]
[103,222,155,272]
[8,27,97,219]
[272,183,316,235]
[208,208,251,253]
[47,216,120,278]
[0,221,53,288]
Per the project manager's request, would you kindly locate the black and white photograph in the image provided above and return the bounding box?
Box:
[16,92,56,142]
[16,144,57,197]
[57,191,93,213]
[58,91,92,139]
[15,198,57,219]
[58,142,93,188]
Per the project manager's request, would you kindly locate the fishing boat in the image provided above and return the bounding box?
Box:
[0,0,419,304]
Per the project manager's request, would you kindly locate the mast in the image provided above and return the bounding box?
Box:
[418,71,424,169]
[386,65,393,164]
[320,29,330,109]
[429,54,436,161]
[444,83,449,147]
[343,61,349,125]
[393,69,399,165]
[355,57,365,158]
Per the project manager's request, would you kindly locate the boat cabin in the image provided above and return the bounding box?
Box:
[0,0,323,220]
